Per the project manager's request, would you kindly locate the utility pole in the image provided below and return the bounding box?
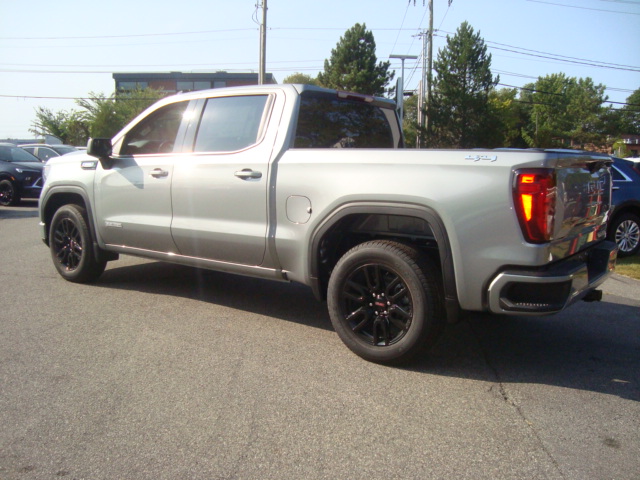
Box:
[425,0,434,136]
[412,0,451,147]
[259,0,267,85]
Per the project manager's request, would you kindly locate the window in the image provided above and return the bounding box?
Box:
[612,166,626,182]
[120,101,189,155]
[294,92,395,148]
[177,81,211,92]
[194,95,269,152]
[118,81,148,91]
[36,147,58,161]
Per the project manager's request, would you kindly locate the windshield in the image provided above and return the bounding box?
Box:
[0,145,41,163]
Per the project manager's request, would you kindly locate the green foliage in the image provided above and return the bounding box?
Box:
[619,88,640,135]
[77,87,165,139]
[427,22,499,148]
[402,95,419,147]
[519,74,608,148]
[30,87,166,144]
[282,73,320,86]
[317,23,394,96]
[30,108,88,146]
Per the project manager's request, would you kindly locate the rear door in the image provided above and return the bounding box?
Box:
[170,93,276,265]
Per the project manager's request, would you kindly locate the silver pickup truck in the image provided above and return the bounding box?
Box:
[39,84,617,364]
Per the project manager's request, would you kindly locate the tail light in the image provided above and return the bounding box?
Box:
[513,169,556,243]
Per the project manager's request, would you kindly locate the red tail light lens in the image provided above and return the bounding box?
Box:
[514,169,556,243]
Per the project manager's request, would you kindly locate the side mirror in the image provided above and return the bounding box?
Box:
[87,138,114,169]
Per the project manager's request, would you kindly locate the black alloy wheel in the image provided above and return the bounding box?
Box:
[0,179,18,206]
[50,204,106,283]
[328,240,444,365]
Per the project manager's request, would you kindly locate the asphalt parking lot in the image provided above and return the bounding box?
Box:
[1,202,639,480]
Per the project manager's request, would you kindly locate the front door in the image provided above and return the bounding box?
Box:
[94,100,189,253]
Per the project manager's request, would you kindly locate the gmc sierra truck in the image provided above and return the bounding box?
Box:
[39,84,617,364]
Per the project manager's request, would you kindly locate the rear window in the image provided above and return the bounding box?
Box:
[294,92,396,148]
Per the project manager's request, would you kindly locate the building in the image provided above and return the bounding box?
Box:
[113,71,276,94]
[621,134,640,158]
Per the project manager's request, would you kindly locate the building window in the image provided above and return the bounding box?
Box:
[118,81,148,91]
[177,81,211,92]
[195,81,211,90]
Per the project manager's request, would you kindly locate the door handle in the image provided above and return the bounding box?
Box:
[234,169,262,180]
[150,168,169,178]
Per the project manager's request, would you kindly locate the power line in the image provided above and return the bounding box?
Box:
[433,32,640,72]
[526,0,640,14]
[0,28,257,41]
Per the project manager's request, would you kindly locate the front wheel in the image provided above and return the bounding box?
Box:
[327,240,445,365]
[49,204,107,283]
[0,179,19,206]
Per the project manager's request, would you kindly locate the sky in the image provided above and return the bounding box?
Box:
[1,0,638,140]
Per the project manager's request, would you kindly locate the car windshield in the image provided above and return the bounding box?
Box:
[0,145,41,162]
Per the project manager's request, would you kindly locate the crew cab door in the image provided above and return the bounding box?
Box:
[93,100,191,253]
[170,93,276,265]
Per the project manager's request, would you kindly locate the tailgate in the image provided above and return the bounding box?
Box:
[551,152,612,257]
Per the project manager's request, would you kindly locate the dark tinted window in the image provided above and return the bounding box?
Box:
[612,165,626,182]
[121,101,188,155]
[194,95,269,152]
[294,93,395,148]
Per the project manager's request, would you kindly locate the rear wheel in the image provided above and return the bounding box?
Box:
[0,179,19,206]
[609,213,640,257]
[327,240,445,365]
[50,204,106,283]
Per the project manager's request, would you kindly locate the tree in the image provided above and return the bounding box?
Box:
[282,73,319,86]
[30,108,88,146]
[427,21,499,147]
[519,74,607,148]
[487,88,528,148]
[619,88,640,135]
[30,87,166,144]
[317,23,394,96]
[77,86,165,138]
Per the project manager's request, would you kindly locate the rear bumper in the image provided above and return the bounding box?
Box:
[487,241,618,315]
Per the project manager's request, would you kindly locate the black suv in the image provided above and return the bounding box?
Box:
[608,157,640,257]
[0,143,44,206]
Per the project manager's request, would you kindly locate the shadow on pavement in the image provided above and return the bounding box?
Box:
[96,259,640,401]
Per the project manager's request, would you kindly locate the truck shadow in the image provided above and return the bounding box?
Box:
[423,302,640,402]
[97,260,640,401]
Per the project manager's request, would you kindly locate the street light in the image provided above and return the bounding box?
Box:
[390,54,418,124]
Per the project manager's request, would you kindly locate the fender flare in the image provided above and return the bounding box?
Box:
[40,185,114,263]
[308,202,461,321]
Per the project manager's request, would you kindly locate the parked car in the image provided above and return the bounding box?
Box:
[20,144,77,162]
[0,143,44,206]
[608,157,640,256]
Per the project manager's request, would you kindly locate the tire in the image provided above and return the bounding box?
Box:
[327,240,445,365]
[0,179,19,206]
[609,212,640,257]
[49,204,107,283]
